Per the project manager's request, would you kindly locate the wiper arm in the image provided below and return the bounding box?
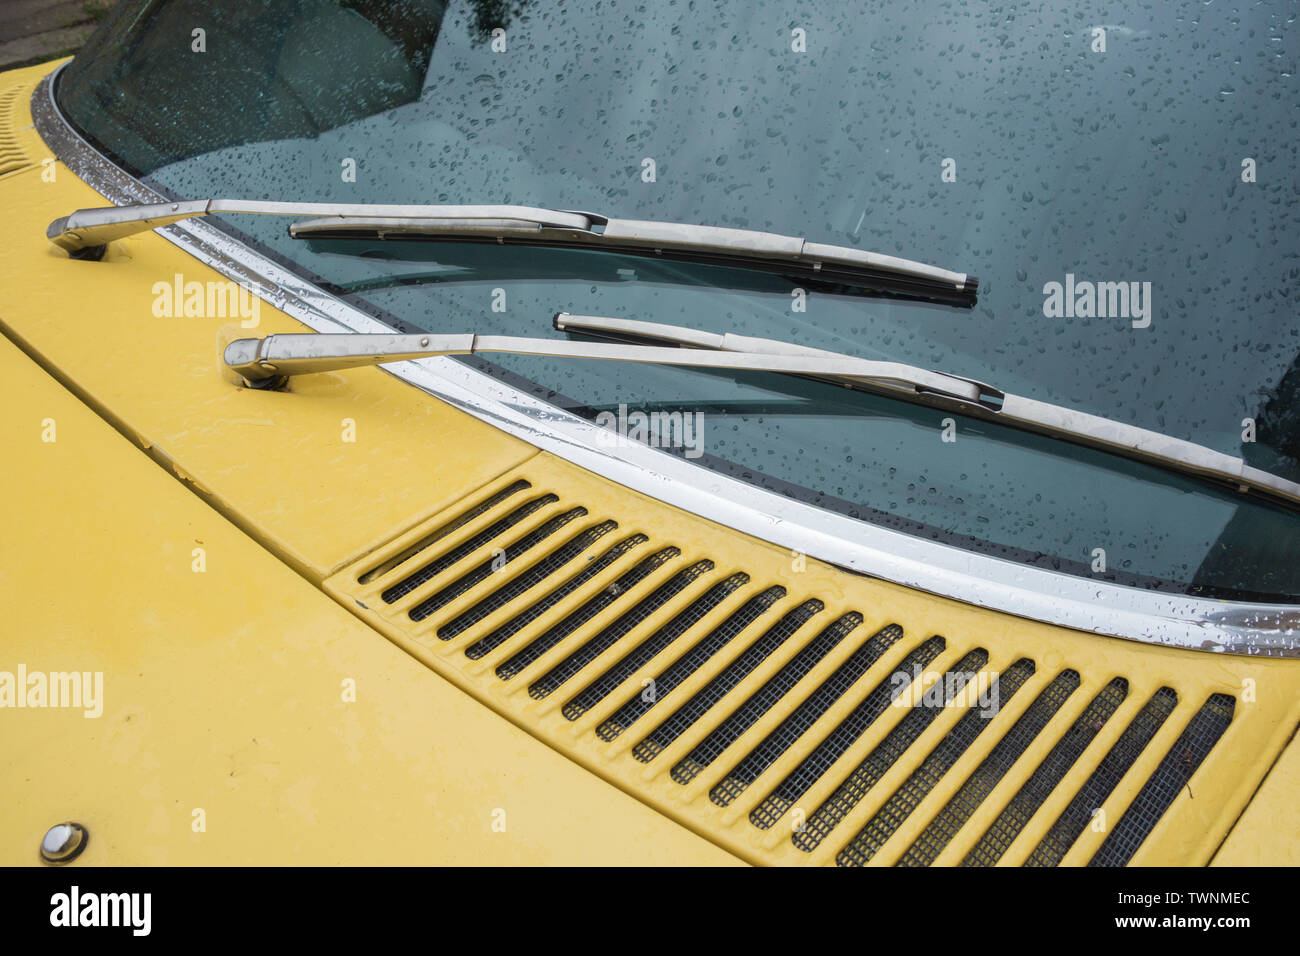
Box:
[220,315,1300,508]
[47,199,589,258]
[556,313,1300,511]
[220,314,1300,509]
[221,324,994,408]
[48,199,978,306]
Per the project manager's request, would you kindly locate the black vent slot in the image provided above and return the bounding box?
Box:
[632,599,824,763]
[409,507,588,621]
[897,669,1082,867]
[1088,693,1235,868]
[382,493,558,603]
[670,611,863,786]
[835,655,1030,866]
[438,520,618,641]
[749,636,947,830]
[495,546,679,679]
[793,647,988,854]
[1025,686,1177,867]
[596,586,786,743]
[359,480,531,584]
[563,572,750,721]
[711,621,904,808]
[961,677,1128,867]
[527,559,714,699]
[465,533,648,660]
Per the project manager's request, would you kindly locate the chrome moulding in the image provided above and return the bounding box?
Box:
[30,66,1300,658]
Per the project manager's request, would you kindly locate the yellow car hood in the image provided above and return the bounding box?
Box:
[2,59,1298,866]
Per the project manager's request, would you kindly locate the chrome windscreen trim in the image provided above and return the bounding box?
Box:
[31,66,1300,657]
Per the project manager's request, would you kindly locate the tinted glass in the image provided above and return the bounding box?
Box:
[59,0,1300,599]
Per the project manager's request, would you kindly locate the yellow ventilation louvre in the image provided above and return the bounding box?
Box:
[326,453,1299,866]
[0,82,45,178]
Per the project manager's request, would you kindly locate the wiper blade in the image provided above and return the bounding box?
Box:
[47,199,978,306]
[555,313,1300,511]
[291,213,978,306]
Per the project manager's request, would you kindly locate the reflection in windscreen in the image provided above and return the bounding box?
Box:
[59,0,1300,600]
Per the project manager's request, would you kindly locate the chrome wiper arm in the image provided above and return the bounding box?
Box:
[558,313,1300,511]
[47,199,591,259]
[221,328,993,407]
[221,315,1300,509]
[47,199,978,306]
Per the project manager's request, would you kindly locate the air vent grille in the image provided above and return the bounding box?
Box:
[328,458,1276,866]
[597,585,786,743]
[464,532,646,659]
[496,545,679,680]
[750,634,947,829]
[0,84,40,177]
[960,677,1129,867]
[631,598,823,761]
[1087,693,1236,867]
[712,620,900,809]
[529,557,714,699]
[673,611,866,786]
[898,668,1082,867]
[1025,686,1178,867]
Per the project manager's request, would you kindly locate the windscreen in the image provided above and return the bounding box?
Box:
[58,0,1300,600]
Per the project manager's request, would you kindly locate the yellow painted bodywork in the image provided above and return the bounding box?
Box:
[0,330,738,865]
[0,59,1296,865]
[1212,727,1300,866]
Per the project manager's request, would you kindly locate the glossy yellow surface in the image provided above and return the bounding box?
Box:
[1,58,1296,865]
[1212,728,1300,866]
[0,331,738,865]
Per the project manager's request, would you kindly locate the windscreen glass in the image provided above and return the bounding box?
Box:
[58,0,1300,600]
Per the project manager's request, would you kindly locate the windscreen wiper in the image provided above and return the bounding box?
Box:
[47,199,978,306]
[221,324,998,407]
[220,314,1300,511]
[555,313,1300,511]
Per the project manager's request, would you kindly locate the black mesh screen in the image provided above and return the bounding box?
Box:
[409,507,588,621]
[562,573,749,720]
[749,636,947,830]
[528,560,714,699]
[896,669,1082,867]
[438,520,617,641]
[709,622,906,808]
[596,586,785,743]
[670,612,864,786]
[383,493,558,603]
[961,677,1128,867]
[494,546,679,680]
[359,480,530,584]
[792,648,990,855]
[1088,693,1235,867]
[632,599,824,763]
[835,656,1033,867]
[465,534,647,660]
[1025,686,1178,867]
